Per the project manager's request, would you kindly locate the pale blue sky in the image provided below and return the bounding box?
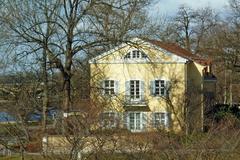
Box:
[150,0,229,16]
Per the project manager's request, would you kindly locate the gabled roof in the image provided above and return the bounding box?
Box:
[89,38,211,66]
[145,39,211,66]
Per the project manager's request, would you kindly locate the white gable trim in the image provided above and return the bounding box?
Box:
[144,41,188,63]
[154,47,188,63]
[89,43,127,64]
[89,38,144,63]
[89,38,188,64]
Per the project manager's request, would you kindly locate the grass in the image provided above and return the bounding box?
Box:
[0,155,45,160]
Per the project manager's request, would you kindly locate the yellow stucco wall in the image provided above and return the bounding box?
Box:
[186,62,205,132]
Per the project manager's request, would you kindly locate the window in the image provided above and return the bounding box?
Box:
[125,80,145,103]
[125,52,130,59]
[124,50,148,59]
[129,112,141,130]
[103,80,118,95]
[151,80,170,97]
[152,112,170,128]
[155,80,165,96]
[127,112,147,132]
[130,80,140,100]
[104,80,114,95]
[101,112,118,128]
[125,80,145,105]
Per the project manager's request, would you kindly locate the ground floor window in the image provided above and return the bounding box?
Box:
[127,112,147,132]
[101,112,118,128]
[152,112,170,128]
[100,111,170,131]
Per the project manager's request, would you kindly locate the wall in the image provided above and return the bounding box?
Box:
[187,62,204,133]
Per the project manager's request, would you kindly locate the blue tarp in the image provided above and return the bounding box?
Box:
[0,108,58,122]
[0,112,16,122]
[27,108,58,121]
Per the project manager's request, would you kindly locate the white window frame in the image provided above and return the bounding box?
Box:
[129,80,141,101]
[124,49,148,60]
[101,112,118,129]
[103,80,115,95]
[152,112,169,128]
[127,112,145,132]
[155,80,166,96]
[151,77,170,97]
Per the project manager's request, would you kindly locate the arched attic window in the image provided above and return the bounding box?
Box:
[124,49,148,59]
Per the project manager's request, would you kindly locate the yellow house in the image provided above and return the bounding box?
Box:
[89,38,215,133]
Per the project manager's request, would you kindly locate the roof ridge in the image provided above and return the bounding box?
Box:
[144,38,211,66]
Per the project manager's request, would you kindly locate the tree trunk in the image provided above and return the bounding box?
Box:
[185,30,191,51]
[229,69,233,106]
[20,145,24,160]
[42,48,49,133]
[185,37,191,51]
[63,73,71,112]
[224,65,227,104]
[63,25,73,112]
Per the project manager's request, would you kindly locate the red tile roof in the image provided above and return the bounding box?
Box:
[146,39,211,66]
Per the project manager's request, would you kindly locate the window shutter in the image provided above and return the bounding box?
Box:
[116,112,121,128]
[101,80,105,95]
[165,112,171,128]
[150,80,155,96]
[114,80,119,95]
[151,112,155,127]
[142,112,148,130]
[122,112,128,129]
[166,80,171,97]
[141,80,145,96]
[125,81,130,96]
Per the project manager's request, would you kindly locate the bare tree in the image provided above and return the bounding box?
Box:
[155,5,218,54]
[0,0,149,112]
